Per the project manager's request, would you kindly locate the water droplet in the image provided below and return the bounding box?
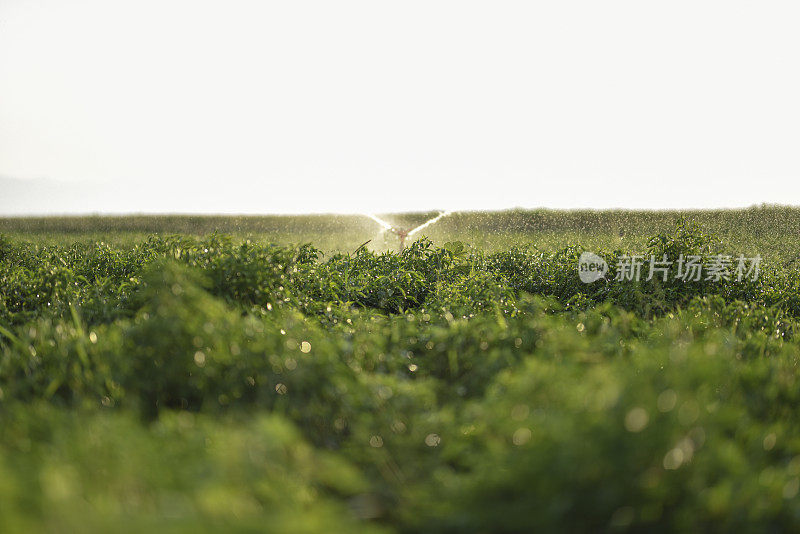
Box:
[657,389,677,412]
[625,407,649,433]
[424,433,441,447]
[663,448,684,470]
[512,427,532,446]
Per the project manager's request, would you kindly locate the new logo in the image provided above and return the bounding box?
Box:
[578,252,608,283]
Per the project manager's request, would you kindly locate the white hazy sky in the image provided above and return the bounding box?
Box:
[1,0,799,214]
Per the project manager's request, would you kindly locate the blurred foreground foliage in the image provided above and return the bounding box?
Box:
[2,220,800,531]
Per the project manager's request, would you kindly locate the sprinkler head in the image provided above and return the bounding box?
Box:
[392,227,409,251]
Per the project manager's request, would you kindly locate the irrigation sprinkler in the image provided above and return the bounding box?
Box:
[364,211,453,251]
[394,227,411,251]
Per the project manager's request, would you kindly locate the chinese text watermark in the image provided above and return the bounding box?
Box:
[578,253,760,284]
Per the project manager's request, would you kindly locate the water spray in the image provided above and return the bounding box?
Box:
[364,211,453,251]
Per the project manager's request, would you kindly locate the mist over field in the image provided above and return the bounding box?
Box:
[0,175,524,215]
[0,176,303,215]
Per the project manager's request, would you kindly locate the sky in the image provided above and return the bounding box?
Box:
[1,0,799,215]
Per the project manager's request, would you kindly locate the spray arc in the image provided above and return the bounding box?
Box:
[364,211,453,251]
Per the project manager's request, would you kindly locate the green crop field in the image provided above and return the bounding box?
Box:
[2,206,800,532]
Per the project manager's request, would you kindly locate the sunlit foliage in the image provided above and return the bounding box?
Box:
[1,214,800,531]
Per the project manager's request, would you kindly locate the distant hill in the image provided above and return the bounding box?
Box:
[0,176,116,215]
[0,176,345,215]
[0,176,270,215]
